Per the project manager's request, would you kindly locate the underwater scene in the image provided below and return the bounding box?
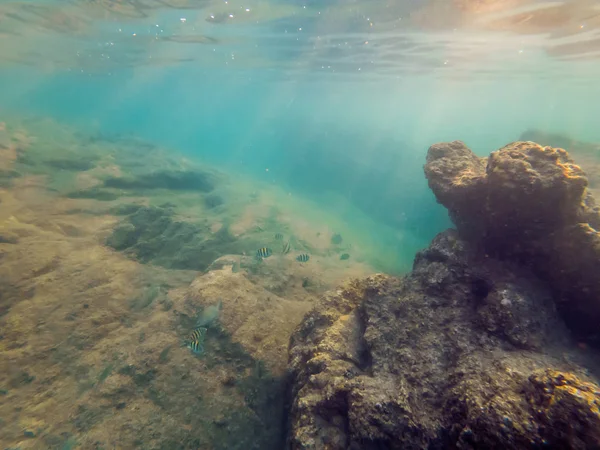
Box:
[1,0,600,449]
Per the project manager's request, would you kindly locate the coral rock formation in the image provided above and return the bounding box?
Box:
[519,129,600,194]
[287,232,600,449]
[424,140,600,345]
[286,141,600,449]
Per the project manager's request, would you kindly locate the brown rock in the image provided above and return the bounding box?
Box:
[519,129,600,191]
[525,370,600,449]
[286,231,600,450]
[424,140,600,345]
[424,141,487,235]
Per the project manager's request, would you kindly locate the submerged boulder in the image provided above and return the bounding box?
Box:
[286,231,600,449]
[286,140,600,449]
[424,140,600,346]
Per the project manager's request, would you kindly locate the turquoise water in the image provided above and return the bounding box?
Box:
[2,2,600,259]
[2,1,600,448]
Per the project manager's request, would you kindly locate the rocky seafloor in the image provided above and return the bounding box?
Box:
[2,117,600,450]
[286,140,600,449]
[0,117,378,450]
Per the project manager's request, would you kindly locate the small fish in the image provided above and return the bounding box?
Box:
[275,233,283,240]
[190,327,207,341]
[296,254,310,263]
[282,241,291,255]
[256,247,272,259]
[188,340,204,354]
[196,300,222,328]
[340,253,350,260]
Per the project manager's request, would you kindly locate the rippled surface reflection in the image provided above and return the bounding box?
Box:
[1,0,600,80]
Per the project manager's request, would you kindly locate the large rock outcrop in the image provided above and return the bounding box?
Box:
[285,141,600,449]
[286,231,600,449]
[424,141,600,346]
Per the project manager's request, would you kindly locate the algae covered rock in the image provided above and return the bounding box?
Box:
[204,193,224,209]
[519,129,600,191]
[424,140,589,242]
[286,231,600,449]
[66,186,121,201]
[103,169,216,192]
[525,370,600,449]
[423,140,487,234]
[106,206,241,271]
[424,140,600,346]
[105,223,137,250]
[45,157,97,171]
[475,277,555,349]
[0,231,20,244]
[0,169,21,187]
[286,140,600,449]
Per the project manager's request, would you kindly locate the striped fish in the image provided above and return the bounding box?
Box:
[275,233,284,240]
[296,254,310,263]
[282,240,291,255]
[190,327,207,342]
[256,247,272,259]
[188,340,204,354]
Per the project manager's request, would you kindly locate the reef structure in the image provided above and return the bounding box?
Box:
[285,141,600,449]
[424,141,600,346]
